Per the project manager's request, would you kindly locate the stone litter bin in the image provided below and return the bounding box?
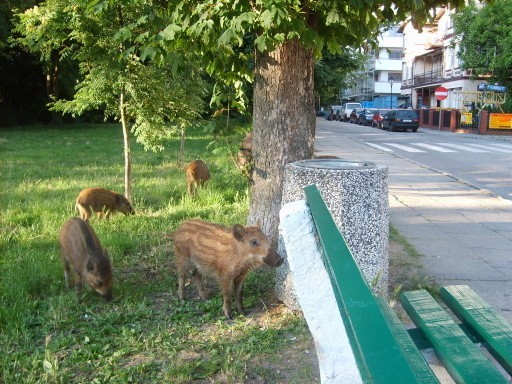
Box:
[277,159,389,310]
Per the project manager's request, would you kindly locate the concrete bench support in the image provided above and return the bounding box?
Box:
[279,199,362,383]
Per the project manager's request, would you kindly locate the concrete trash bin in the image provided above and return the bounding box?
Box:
[277,159,389,310]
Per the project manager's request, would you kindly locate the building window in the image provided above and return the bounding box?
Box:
[387,26,403,37]
[388,49,403,60]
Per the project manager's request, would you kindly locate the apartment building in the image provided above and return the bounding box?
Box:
[400,6,483,110]
[342,6,486,111]
[341,26,403,109]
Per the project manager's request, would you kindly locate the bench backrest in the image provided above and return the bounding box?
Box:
[304,184,439,383]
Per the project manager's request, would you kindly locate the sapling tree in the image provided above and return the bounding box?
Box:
[15,0,206,201]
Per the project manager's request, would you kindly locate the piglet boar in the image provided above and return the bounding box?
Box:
[173,219,283,319]
[75,187,134,220]
[185,160,210,196]
[59,217,113,302]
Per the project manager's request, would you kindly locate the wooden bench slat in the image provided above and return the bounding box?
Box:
[440,285,512,376]
[304,185,439,384]
[401,290,508,384]
[376,297,441,383]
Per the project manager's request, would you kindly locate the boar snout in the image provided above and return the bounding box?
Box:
[101,289,113,302]
[264,248,283,267]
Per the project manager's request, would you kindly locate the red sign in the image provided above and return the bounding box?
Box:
[435,86,448,100]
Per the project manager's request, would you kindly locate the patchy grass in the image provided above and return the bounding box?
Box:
[0,123,319,383]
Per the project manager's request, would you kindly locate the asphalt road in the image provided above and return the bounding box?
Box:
[316,119,512,200]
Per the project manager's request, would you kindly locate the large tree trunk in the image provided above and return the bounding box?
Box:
[248,39,316,244]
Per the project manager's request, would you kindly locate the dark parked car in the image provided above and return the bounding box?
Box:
[380,109,420,132]
[357,108,378,126]
[372,109,390,127]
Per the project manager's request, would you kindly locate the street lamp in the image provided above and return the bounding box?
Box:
[389,77,394,109]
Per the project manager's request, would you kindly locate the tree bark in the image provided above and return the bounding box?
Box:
[119,87,132,202]
[248,39,316,244]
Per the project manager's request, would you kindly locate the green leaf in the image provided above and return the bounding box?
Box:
[159,24,181,40]
[140,46,157,61]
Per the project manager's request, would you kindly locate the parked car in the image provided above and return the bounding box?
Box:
[326,105,343,121]
[340,102,363,122]
[380,109,420,132]
[357,108,378,126]
[372,109,389,128]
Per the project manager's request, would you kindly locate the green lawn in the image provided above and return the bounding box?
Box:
[0,123,315,383]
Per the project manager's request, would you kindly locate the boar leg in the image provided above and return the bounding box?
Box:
[177,271,186,300]
[74,275,84,302]
[220,279,234,319]
[234,274,248,316]
[63,260,73,288]
[77,204,91,220]
[192,268,208,300]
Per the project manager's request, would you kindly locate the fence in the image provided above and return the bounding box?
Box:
[418,109,512,135]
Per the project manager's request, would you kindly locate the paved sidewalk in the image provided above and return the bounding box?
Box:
[314,121,512,322]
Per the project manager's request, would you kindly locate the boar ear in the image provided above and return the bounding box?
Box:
[232,224,245,241]
[86,260,94,272]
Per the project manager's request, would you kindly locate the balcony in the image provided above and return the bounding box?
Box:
[413,69,443,86]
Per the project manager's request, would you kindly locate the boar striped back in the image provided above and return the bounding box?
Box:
[177,219,236,255]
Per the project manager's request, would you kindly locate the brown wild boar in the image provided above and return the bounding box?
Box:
[185,160,210,196]
[237,131,253,183]
[75,187,134,220]
[173,219,283,319]
[59,217,113,302]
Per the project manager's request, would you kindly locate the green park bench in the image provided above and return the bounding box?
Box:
[303,184,512,383]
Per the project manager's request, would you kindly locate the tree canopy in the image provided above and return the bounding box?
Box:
[453,0,512,110]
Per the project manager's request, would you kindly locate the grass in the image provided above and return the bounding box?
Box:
[388,224,439,298]
[0,123,317,383]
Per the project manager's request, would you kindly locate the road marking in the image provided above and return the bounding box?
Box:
[465,143,512,153]
[382,143,425,152]
[485,142,512,150]
[412,143,456,153]
[435,143,488,153]
[364,142,394,152]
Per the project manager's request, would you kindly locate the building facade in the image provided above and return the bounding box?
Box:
[400,6,485,110]
[340,26,404,109]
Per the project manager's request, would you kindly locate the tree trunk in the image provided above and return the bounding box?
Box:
[248,39,316,244]
[119,87,132,202]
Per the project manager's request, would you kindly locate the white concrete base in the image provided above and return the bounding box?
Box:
[279,200,362,384]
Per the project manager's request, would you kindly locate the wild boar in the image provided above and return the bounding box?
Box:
[237,131,253,183]
[185,160,210,196]
[75,187,134,220]
[59,217,113,302]
[173,219,283,319]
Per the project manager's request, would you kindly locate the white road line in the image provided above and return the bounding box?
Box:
[485,142,512,150]
[435,143,488,153]
[382,143,425,152]
[364,142,394,152]
[465,143,512,153]
[411,143,456,153]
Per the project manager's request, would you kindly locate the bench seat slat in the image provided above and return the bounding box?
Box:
[401,290,508,384]
[304,185,439,384]
[440,285,512,376]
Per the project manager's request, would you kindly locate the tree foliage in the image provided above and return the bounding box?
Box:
[16,0,206,151]
[314,49,366,107]
[453,0,512,110]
